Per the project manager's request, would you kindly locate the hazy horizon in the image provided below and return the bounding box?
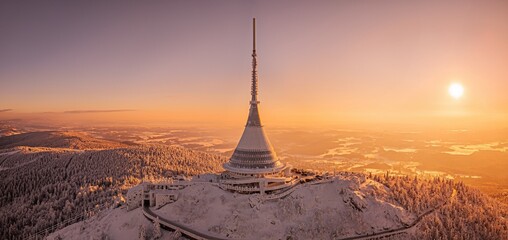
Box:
[2,0,508,129]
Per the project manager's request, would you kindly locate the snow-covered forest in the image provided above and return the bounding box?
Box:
[414,181,508,239]
[0,144,226,239]
[372,174,508,239]
[1,131,507,239]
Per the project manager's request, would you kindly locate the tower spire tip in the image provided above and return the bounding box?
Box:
[253,18,256,52]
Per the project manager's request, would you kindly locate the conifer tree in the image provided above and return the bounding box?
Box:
[153,217,162,239]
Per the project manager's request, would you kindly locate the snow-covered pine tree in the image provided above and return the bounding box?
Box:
[138,224,146,240]
[169,230,182,240]
[153,217,162,239]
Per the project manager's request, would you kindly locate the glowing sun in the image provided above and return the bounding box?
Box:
[449,83,464,99]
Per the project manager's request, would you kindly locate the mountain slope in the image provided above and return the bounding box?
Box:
[1,131,507,240]
[47,173,508,240]
[0,140,227,239]
[0,131,128,150]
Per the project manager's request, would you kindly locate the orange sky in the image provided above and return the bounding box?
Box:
[1,0,507,130]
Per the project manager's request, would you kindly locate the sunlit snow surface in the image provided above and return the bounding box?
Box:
[47,207,152,240]
[154,178,414,239]
[49,175,415,240]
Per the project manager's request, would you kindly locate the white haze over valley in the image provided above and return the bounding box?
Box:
[2,120,505,203]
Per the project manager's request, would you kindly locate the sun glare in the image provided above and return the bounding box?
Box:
[449,83,464,99]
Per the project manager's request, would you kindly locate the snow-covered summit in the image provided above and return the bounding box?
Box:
[49,173,415,240]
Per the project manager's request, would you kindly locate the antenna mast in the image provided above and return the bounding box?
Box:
[253,18,256,52]
[251,18,258,104]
